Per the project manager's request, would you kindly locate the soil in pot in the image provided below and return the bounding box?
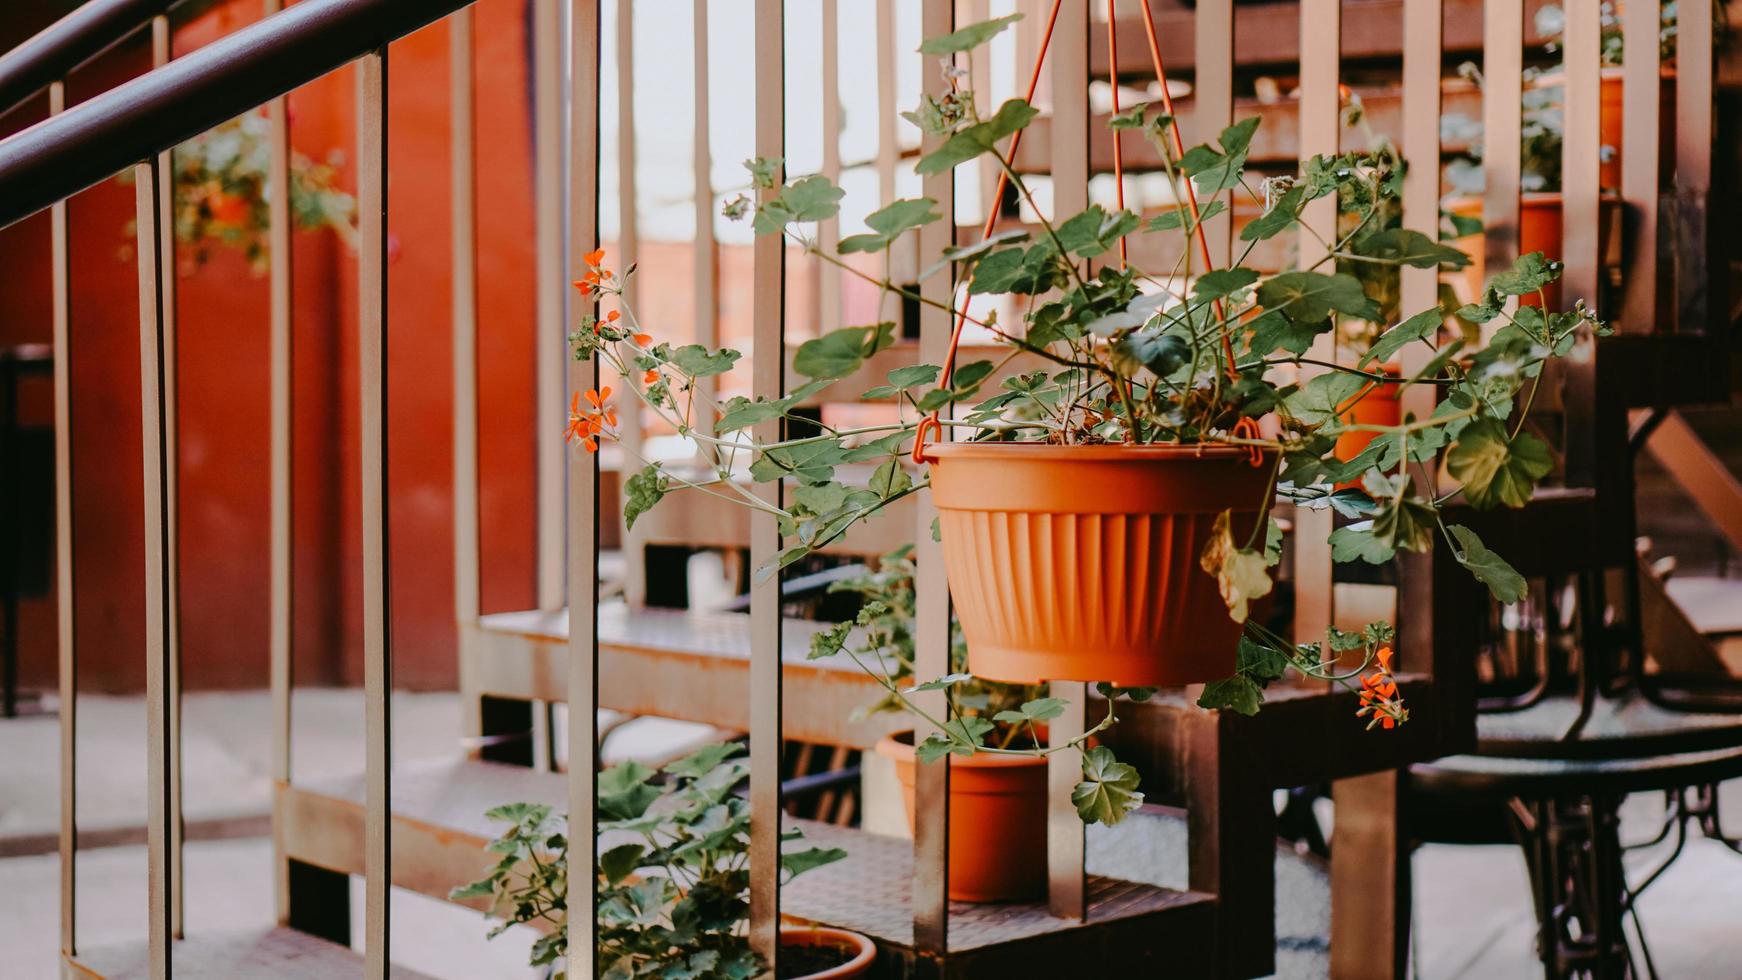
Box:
[927,442,1274,686]
[879,731,1050,903]
[778,925,875,978]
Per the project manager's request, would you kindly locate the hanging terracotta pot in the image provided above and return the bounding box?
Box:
[779,925,877,978]
[1334,363,1404,478]
[927,442,1274,686]
[878,732,1048,903]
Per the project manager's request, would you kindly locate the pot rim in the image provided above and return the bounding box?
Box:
[778,924,877,979]
[876,731,1049,769]
[926,441,1266,463]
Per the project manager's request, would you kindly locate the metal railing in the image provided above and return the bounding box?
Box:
[0,0,1728,977]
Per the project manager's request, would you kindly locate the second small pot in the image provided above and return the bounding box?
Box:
[878,731,1048,903]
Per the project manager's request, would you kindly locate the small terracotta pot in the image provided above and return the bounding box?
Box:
[1333,364,1404,476]
[927,442,1275,686]
[779,925,876,978]
[877,732,1048,902]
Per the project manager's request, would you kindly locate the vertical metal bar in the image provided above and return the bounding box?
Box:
[614,0,646,608]
[817,0,842,333]
[1293,0,1340,655]
[135,157,173,980]
[534,0,565,611]
[566,1,603,974]
[148,14,185,941]
[265,0,295,926]
[357,49,392,979]
[1673,0,1713,334]
[689,0,720,443]
[912,2,954,952]
[969,0,997,228]
[748,0,785,967]
[1193,0,1233,266]
[1482,0,1523,277]
[1619,0,1660,331]
[450,7,483,761]
[51,77,77,963]
[1560,1,1600,312]
[1399,0,1441,413]
[875,0,896,213]
[1045,0,1087,922]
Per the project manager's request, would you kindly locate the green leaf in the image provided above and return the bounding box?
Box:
[448,877,496,901]
[1178,117,1261,194]
[1149,198,1227,232]
[1197,674,1263,715]
[793,481,850,514]
[917,99,1039,175]
[1072,745,1144,825]
[599,843,645,885]
[869,457,913,497]
[968,242,1061,295]
[917,12,1022,54]
[808,620,852,660]
[1445,418,1554,509]
[1198,510,1273,623]
[1111,328,1189,379]
[914,733,959,764]
[906,672,973,693]
[781,845,848,877]
[749,439,849,484]
[1359,308,1442,368]
[1446,524,1528,604]
[792,322,897,379]
[993,696,1068,723]
[1238,635,1292,682]
[1053,205,1142,258]
[838,197,941,254]
[1258,271,1378,323]
[1489,251,1561,296]
[668,344,742,377]
[664,742,744,778]
[623,464,670,530]
[744,156,783,189]
[1329,525,1394,564]
[598,761,662,820]
[1240,185,1305,243]
[1194,267,1259,301]
[887,364,941,390]
[1284,371,1366,425]
[1357,228,1472,269]
[1246,309,1328,357]
[937,228,1031,266]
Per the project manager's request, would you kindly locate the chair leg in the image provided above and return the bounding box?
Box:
[1330,770,1411,980]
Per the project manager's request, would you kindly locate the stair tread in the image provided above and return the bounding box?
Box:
[1664,577,1742,635]
[66,927,435,979]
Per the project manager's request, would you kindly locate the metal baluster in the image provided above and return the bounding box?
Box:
[912,0,954,953]
[450,5,480,748]
[265,0,296,927]
[1293,0,1340,658]
[1561,2,1601,310]
[567,1,604,974]
[818,0,842,333]
[1674,0,1714,333]
[134,154,174,980]
[615,0,645,610]
[1194,0,1233,267]
[748,0,785,966]
[535,0,565,614]
[1483,0,1524,279]
[1620,0,1661,331]
[689,0,720,443]
[146,13,187,941]
[51,76,77,965]
[357,47,391,979]
[1045,0,1087,923]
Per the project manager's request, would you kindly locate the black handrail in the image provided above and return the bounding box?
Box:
[0,0,177,118]
[0,0,473,229]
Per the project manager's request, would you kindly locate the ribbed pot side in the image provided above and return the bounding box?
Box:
[927,443,1275,687]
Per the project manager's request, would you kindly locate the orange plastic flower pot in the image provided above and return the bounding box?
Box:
[1333,365,1403,484]
[926,442,1274,686]
[779,925,876,978]
[878,733,1048,903]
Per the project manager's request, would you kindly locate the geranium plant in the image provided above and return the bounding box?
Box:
[452,743,845,979]
[567,16,1603,763]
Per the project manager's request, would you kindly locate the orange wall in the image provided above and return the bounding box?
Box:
[0,0,539,692]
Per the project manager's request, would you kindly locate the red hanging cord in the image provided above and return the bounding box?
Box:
[912,0,1064,464]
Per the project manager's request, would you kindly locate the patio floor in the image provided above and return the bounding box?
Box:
[2,690,1740,979]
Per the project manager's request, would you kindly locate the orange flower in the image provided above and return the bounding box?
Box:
[605,310,621,323]
[633,333,652,347]
[583,247,606,268]
[1375,645,1393,672]
[565,388,618,452]
[643,369,660,385]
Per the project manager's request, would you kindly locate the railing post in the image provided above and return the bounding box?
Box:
[1193,0,1233,266]
[1619,0,1662,331]
[265,0,296,928]
[911,0,954,954]
[535,0,566,615]
[1293,0,1340,659]
[356,47,392,979]
[748,0,785,967]
[1482,0,1524,279]
[450,5,481,754]
[133,154,174,980]
[1673,0,1714,333]
[817,0,842,334]
[1045,0,1087,923]
[51,75,76,966]
[567,3,603,977]
[688,0,719,449]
